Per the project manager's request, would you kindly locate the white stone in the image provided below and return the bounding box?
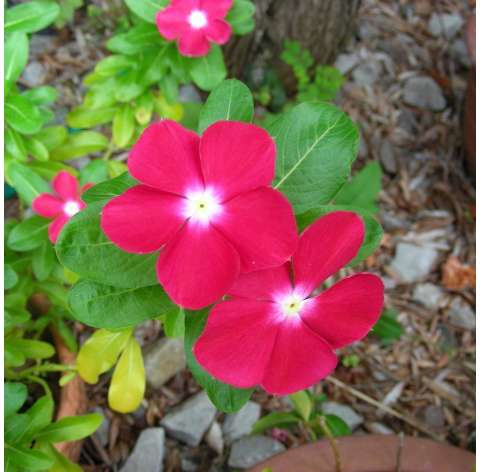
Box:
[228,436,285,469]
[334,53,359,74]
[144,337,185,388]
[120,428,165,472]
[390,242,439,283]
[205,421,224,455]
[366,422,394,435]
[403,77,446,111]
[21,61,47,87]
[413,283,444,309]
[352,60,382,86]
[428,13,464,39]
[448,297,475,330]
[321,402,364,430]
[223,401,261,444]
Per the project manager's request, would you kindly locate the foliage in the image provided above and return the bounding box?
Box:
[372,308,404,344]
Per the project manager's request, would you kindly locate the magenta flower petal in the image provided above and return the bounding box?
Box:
[301,274,384,349]
[194,299,279,388]
[48,214,69,243]
[32,194,64,218]
[205,19,231,44]
[101,185,186,254]
[200,0,232,16]
[261,321,337,395]
[228,263,292,301]
[156,221,240,309]
[213,187,297,272]
[293,211,365,296]
[128,120,203,196]
[200,121,276,201]
[156,7,189,40]
[52,171,79,200]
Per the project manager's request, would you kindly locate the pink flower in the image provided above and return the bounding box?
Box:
[156,0,233,57]
[101,120,297,310]
[194,211,385,395]
[32,171,92,244]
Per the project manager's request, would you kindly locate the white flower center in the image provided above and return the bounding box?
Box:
[184,189,221,224]
[280,294,305,317]
[188,9,208,29]
[63,200,81,217]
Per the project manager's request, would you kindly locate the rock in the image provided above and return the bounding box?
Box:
[403,77,446,111]
[29,34,57,56]
[428,13,464,39]
[352,60,382,86]
[366,422,394,435]
[228,436,285,469]
[21,61,47,87]
[160,391,216,446]
[448,297,475,330]
[358,19,378,40]
[179,84,202,103]
[424,405,444,431]
[397,109,418,134]
[92,407,109,447]
[144,337,185,388]
[223,401,261,444]
[379,139,398,174]
[181,459,198,472]
[321,402,364,430]
[413,283,444,309]
[390,242,438,283]
[450,38,472,67]
[334,53,359,74]
[205,421,223,455]
[120,428,165,472]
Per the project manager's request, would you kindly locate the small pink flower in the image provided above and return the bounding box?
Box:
[32,171,92,244]
[156,0,233,57]
[194,211,385,395]
[101,120,297,310]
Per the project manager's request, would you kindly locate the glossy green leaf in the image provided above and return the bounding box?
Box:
[106,23,161,55]
[6,338,55,360]
[5,265,19,290]
[269,102,359,214]
[28,161,77,181]
[5,1,60,33]
[94,54,134,76]
[5,94,44,135]
[5,383,28,418]
[372,309,403,344]
[6,162,50,204]
[108,337,146,413]
[251,412,300,434]
[124,0,168,23]
[5,127,28,162]
[32,241,56,281]
[5,444,53,470]
[198,79,254,133]
[67,106,116,128]
[113,105,135,148]
[33,126,68,151]
[5,32,29,93]
[5,413,31,444]
[77,328,132,383]
[7,216,50,252]
[22,396,54,443]
[323,414,352,437]
[50,131,109,160]
[35,413,102,443]
[226,0,256,35]
[184,310,253,413]
[289,390,312,422]
[82,172,137,205]
[23,86,58,106]
[79,159,109,186]
[26,137,49,162]
[189,45,227,91]
[56,202,158,288]
[164,307,185,338]
[35,442,83,472]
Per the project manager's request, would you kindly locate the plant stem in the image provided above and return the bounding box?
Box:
[319,415,342,472]
[26,375,52,396]
[9,363,77,379]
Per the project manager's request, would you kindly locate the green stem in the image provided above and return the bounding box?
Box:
[319,415,342,472]
[102,140,115,161]
[9,363,77,379]
[25,375,52,397]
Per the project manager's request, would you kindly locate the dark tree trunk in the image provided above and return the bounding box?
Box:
[225,0,361,88]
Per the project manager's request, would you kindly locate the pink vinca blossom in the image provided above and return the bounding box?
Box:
[32,171,92,243]
[194,211,385,395]
[101,120,297,310]
[156,0,233,57]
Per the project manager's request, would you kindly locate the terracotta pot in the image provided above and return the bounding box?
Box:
[248,435,475,472]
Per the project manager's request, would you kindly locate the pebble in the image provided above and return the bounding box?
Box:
[120,428,165,472]
[412,283,444,310]
[366,422,394,435]
[21,61,48,87]
[160,391,216,446]
[379,139,398,174]
[205,421,224,455]
[428,13,464,39]
[450,38,472,68]
[390,242,438,283]
[321,402,364,430]
[334,53,359,74]
[424,405,445,431]
[403,76,446,111]
[352,60,382,86]
[144,337,185,388]
[228,436,285,469]
[29,34,57,56]
[223,401,261,444]
[448,297,475,330]
[92,407,109,447]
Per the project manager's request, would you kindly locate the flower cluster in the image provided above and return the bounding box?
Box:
[101,119,384,393]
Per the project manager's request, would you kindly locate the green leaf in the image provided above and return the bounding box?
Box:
[35,413,102,443]
[26,137,49,162]
[5,94,44,135]
[113,105,135,148]
[23,86,58,106]
[124,0,168,23]
[94,54,134,77]
[106,23,161,55]
[251,412,300,434]
[5,265,19,290]
[35,442,83,472]
[50,131,109,160]
[5,338,55,360]
[33,126,68,151]
[82,172,137,205]
[164,307,185,338]
[28,161,76,181]
[269,102,359,214]
[5,1,60,33]
[289,390,312,422]
[335,162,382,214]
[184,310,253,413]
[5,444,54,470]
[108,337,146,413]
[22,396,54,443]
[5,413,31,444]
[5,32,29,93]
[226,0,256,35]
[372,309,403,344]
[5,127,28,162]
[6,163,50,205]
[56,202,158,288]
[323,414,352,437]
[7,216,50,252]
[67,106,116,128]
[77,328,132,383]
[32,241,56,281]
[69,280,175,329]
[198,79,254,133]
[5,383,28,418]
[79,159,109,186]
[189,45,227,91]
